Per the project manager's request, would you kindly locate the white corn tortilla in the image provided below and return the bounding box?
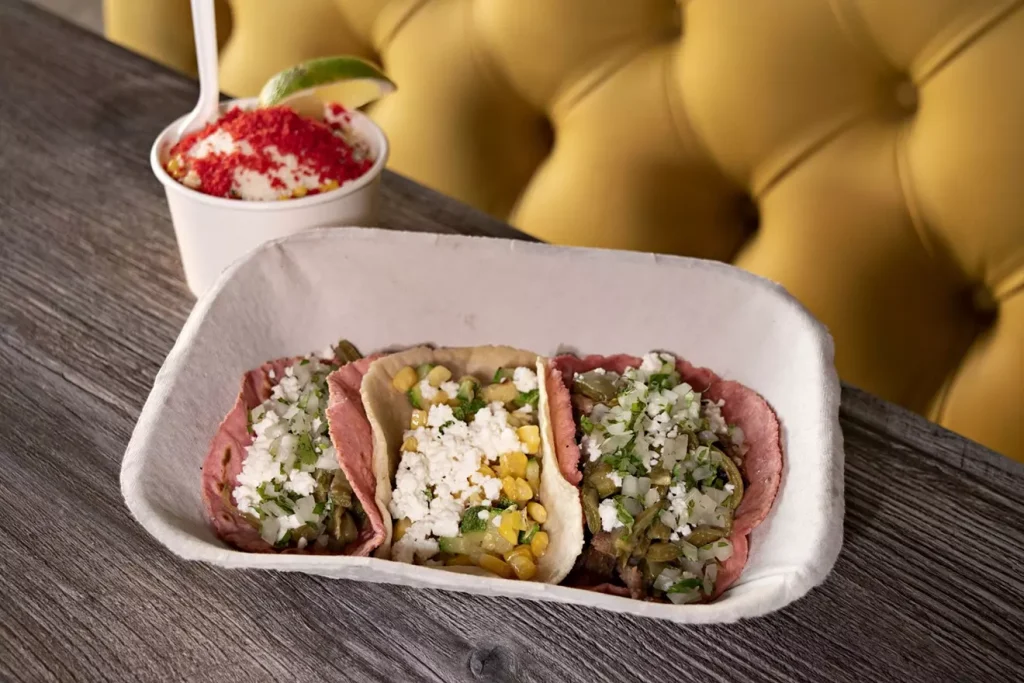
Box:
[360,346,583,583]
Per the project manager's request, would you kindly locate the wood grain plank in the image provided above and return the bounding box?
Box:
[2,2,1023,682]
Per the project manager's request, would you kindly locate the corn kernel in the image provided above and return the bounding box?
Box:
[501,476,517,500]
[481,382,519,404]
[526,458,540,492]
[410,409,428,429]
[402,436,418,452]
[167,157,183,175]
[394,517,411,542]
[517,426,541,455]
[426,364,452,388]
[514,478,533,502]
[392,366,418,392]
[292,186,308,198]
[277,194,290,201]
[527,502,548,524]
[508,554,537,580]
[530,531,549,558]
[446,554,475,566]
[432,390,450,405]
[506,451,528,479]
[503,544,534,563]
[477,554,515,579]
[320,179,340,192]
[478,465,496,477]
[498,510,521,546]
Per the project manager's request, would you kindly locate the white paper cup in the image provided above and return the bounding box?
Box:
[151,97,389,297]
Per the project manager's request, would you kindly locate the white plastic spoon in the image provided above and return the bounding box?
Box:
[176,0,220,138]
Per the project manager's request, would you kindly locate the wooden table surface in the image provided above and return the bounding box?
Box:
[2,2,1023,681]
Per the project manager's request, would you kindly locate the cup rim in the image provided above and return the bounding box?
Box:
[150,96,389,211]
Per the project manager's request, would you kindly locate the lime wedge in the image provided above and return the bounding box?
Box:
[258,56,396,110]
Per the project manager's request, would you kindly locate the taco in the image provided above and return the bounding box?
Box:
[201,340,385,555]
[541,351,782,603]
[361,346,583,582]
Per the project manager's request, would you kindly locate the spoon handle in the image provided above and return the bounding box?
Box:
[186,0,220,130]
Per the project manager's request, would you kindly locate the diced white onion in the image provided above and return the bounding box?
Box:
[622,475,639,498]
[682,560,704,576]
[692,465,713,481]
[703,563,718,594]
[711,539,733,562]
[667,589,701,605]
[643,488,661,509]
[704,487,730,505]
[295,495,318,523]
[653,567,682,592]
[679,541,699,562]
[660,511,677,529]
[636,477,651,496]
[260,517,280,545]
[262,500,286,518]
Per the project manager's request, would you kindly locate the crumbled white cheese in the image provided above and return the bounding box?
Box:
[417,379,438,401]
[513,366,539,393]
[389,393,532,564]
[232,354,341,544]
[598,499,623,532]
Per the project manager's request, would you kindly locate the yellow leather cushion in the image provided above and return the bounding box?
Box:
[105,0,1024,459]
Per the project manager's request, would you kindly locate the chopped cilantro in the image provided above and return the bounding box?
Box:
[580,415,595,435]
[424,488,435,501]
[313,501,326,516]
[452,396,486,422]
[667,578,702,593]
[614,498,634,528]
[603,437,645,475]
[275,530,293,547]
[517,389,539,408]
[296,433,317,467]
[519,522,540,544]
[299,359,310,366]
[648,373,678,392]
[407,386,423,409]
[459,506,493,533]
[276,498,295,514]
[438,420,455,434]
[493,368,514,383]
[494,496,516,510]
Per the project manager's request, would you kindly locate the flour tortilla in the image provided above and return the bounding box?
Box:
[361,346,584,583]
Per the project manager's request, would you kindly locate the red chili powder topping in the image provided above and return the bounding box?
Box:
[167,105,373,199]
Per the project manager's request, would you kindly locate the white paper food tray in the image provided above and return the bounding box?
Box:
[121,227,844,624]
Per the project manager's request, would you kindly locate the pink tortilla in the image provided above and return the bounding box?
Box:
[325,354,386,556]
[201,355,385,556]
[547,353,782,602]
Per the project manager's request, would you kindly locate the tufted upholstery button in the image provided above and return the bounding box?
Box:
[105,0,1024,459]
[972,287,998,314]
[894,79,919,113]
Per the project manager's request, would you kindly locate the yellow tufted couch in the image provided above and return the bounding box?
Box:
[106,0,1024,459]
